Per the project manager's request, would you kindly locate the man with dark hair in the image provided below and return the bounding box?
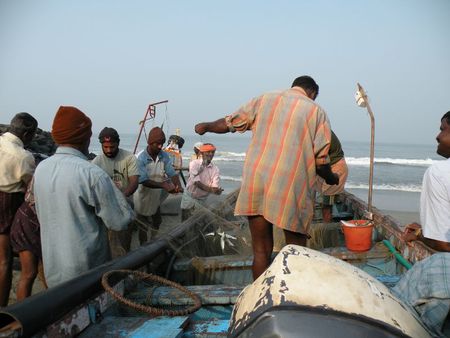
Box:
[164,134,185,170]
[403,111,450,252]
[34,107,134,287]
[396,113,450,335]
[0,112,37,305]
[134,127,183,243]
[195,76,338,279]
[92,127,139,258]
[181,143,223,221]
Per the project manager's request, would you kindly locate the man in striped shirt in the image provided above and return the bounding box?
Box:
[195,76,339,279]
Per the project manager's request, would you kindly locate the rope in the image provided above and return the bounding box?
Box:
[101,269,202,316]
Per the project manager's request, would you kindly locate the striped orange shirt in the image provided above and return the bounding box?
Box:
[226,87,331,234]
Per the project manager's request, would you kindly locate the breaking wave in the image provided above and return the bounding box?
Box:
[346,183,422,193]
[346,157,435,167]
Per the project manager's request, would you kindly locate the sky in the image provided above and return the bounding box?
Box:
[0,0,449,145]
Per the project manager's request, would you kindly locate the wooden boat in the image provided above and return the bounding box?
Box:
[0,187,441,337]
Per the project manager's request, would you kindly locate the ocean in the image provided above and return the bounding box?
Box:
[90,133,442,216]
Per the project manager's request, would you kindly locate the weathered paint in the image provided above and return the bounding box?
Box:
[189,305,233,321]
[46,280,125,337]
[173,255,253,286]
[229,245,432,338]
[78,317,155,337]
[128,316,188,338]
[150,285,243,306]
[187,319,229,337]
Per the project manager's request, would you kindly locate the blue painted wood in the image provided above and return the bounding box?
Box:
[189,305,233,321]
[151,285,243,306]
[185,319,230,337]
[129,316,188,338]
[79,316,189,338]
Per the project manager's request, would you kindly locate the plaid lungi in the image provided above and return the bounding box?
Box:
[0,190,25,234]
[10,201,42,258]
[393,253,450,337]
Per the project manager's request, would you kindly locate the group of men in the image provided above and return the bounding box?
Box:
[0,104,226,303]
[1,75,449,332]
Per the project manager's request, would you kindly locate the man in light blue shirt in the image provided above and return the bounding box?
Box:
[133,127,183,243]
[34,106,134,287]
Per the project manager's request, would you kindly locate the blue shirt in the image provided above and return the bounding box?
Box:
[137,149,177,183]
[34,147,134,287]
[133,149,177,216]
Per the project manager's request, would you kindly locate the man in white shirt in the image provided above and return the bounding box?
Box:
[404,111,450,252]
[0,113,37,305]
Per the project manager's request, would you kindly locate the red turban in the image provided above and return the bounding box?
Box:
[51,106,92,145]
[147,127,166,144]
[199,143,216,152]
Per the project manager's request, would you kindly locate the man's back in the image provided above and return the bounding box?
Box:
[34,146,133,287]
[233,87,331,232]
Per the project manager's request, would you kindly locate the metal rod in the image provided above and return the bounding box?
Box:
[357,83,375,215]
[133,100,169,154]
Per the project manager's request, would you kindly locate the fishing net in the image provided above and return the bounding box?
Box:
[129,187,351,289]
[166,191,251,257]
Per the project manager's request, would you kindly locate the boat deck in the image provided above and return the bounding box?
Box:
[78,241,404,337]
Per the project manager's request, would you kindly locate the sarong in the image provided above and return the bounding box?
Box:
[10,201,42,258]
[0,191,25,234]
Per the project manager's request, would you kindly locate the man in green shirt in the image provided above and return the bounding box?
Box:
[316,131,348,222]
[93,127,139,257]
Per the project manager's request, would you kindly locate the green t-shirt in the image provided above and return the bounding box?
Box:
[329,131,344,165]
[92,148,139,190]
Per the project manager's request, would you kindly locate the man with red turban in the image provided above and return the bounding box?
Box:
[133,127,183,243]
[181,143,223,221]
[33,106,134,287]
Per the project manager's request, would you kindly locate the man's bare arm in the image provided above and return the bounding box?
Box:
[142,179,175,192]
[123,175,139,197]
[195,118,229,135]
[171,174,183,193]
[194,181,223,195]
[403,223,450,252]
[421,237,450,252]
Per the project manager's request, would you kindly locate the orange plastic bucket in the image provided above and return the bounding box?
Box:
[341,220,373,252]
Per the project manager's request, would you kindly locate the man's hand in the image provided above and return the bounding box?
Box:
[174,184,184,193]
[325,173,339,185]
[316,164,339,186]
[210,187,224,195]
[402,222,421,244]
[195,123,207,135]
[161,180,176,193]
